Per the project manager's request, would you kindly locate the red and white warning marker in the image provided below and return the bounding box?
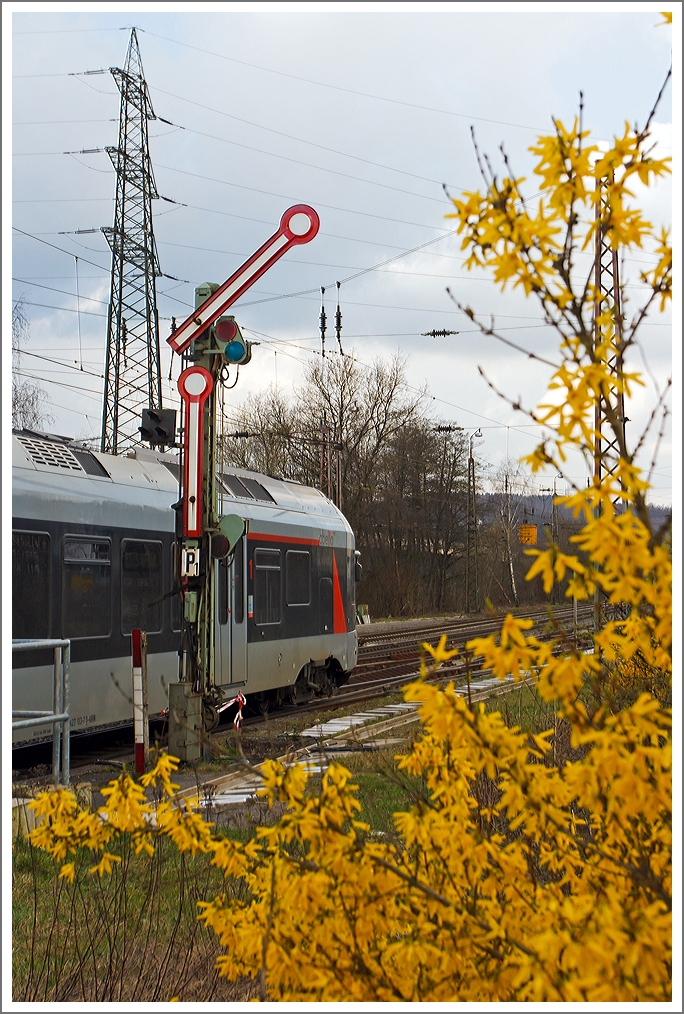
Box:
[132,629,146,775]
[167,204,320,356]
[178,366,213,537]
[217,690,247,731]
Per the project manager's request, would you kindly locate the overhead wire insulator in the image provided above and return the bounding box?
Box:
[335,280,344,355]
[319,286,327,359]
[422,329,460,338]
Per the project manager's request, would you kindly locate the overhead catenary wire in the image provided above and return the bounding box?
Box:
[239,325,553,437]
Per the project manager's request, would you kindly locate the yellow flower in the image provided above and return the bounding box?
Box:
[58,862,76,883]
[89,852,122,877]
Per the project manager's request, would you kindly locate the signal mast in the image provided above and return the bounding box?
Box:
[166,207,320,757]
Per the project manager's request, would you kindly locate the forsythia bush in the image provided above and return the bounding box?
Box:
[28,85,671,1001]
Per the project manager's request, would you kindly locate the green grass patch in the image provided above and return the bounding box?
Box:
[12,831,252,1003]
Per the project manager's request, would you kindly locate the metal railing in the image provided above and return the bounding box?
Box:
[12,639,71,785]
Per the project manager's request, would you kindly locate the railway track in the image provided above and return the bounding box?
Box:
[348,601,593,686]
[177,668,545,812]
[14,603,594,778]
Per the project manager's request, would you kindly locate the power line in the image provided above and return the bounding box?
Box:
[12,192,664,271]
[12,370,103,403]
[12,136,459,207]
[154,161,453,233]
[14,347,104,379]
[15,300,107,319]
[141,29,551,134]
[13,198,114,203]
[15,149,455,231]
[12,228,179,313]
[240,326,551,438]
[14,118,116,125]
[161,123,460,204]
[155,228,458,289]
[12,277,109,305]
[12,226,111,272]
[14,26,124,35]
[163,122,456,207]
[151,86,462,189]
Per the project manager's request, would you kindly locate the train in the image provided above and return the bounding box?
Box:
[12,428,360,746]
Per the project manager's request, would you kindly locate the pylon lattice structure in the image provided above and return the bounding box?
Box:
[593,175,626,498]
[593,175,627,626]
[465,452,479,614]
[101,28,162,455]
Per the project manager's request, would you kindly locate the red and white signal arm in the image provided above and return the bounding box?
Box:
[167,204,320,356]
[178,366,213,537]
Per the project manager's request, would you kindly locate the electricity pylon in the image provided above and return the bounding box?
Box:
[593,174,627,627]
[101,28,162,454]
[465,430,481,613]
[593,174,626,498]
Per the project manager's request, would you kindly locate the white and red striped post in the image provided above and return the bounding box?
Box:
[131,629,149,774]
[178,366,214,538]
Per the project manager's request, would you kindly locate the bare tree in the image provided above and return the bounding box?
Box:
[12,298,52,431]
[221,354,474,618]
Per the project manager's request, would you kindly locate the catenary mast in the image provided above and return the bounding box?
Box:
[101,28,162,455]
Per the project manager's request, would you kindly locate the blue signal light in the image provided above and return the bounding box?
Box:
[225,340,246,363]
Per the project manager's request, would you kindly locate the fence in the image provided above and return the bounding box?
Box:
[12,639,71,785]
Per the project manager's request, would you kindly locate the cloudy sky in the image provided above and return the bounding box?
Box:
[7,3,674,505]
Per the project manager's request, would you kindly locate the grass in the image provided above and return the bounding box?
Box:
[346,750,423,840]
[484,680,558,737]
[12,831,254,1003]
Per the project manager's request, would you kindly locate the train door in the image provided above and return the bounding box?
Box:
[215,536,247,687]
[230,536,247,684]
[318,547,333,634]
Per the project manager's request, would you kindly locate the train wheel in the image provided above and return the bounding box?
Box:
[256,693,270,716]
[203,703,219,733]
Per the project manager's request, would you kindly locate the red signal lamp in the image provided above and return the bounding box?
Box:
[216,318,237,344]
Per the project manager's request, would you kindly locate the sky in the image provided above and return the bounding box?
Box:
[6,2,676,505]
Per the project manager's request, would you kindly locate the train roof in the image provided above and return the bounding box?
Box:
[12,430,350,533]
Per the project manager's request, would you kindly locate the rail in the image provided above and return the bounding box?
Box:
[12,639,71,785]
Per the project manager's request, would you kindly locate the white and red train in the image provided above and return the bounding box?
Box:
[12,429,359,745]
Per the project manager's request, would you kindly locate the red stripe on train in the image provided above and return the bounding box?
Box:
[248,532,320,546]
[332,552,346,634]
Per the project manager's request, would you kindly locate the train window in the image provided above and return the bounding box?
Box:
[62,537,111,639]
[121,540,162,635]
[254,548,281,625]
[64,539,110,562]
[234,538,244,624]
[239,476,276,503]
[286,550,310,606]
[223,474,254,499]
[12,531,50,639]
